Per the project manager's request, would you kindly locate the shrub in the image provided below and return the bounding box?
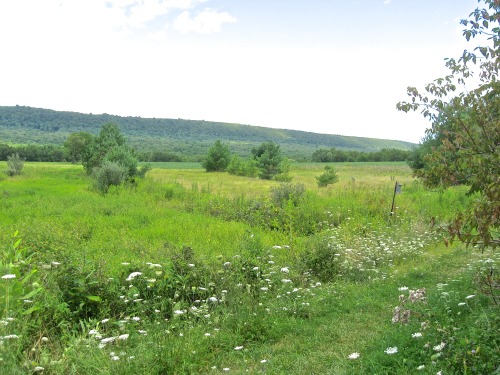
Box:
[92,161,128,193]
[316,165,339,187]
[270,183,306,207]
[5,153,24,176]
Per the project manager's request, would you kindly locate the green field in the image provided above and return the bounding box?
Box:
[0,162,498,374]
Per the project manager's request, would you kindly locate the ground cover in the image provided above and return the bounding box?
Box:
[0,162,497,374]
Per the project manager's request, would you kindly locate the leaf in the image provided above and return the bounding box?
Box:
[19,287,42,300]
[86,295,101,302]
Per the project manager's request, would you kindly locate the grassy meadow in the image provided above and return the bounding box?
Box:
[0,162,498,374]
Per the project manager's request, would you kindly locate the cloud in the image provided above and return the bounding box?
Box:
[174,9,236,34]
[383,0,392,4]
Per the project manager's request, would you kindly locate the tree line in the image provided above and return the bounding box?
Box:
[0,140,411,164]
[311,147,411,162]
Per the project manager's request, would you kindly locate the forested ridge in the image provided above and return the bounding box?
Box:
[0,105,414,161]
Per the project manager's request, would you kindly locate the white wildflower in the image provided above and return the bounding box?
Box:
[1,274,16,279]
[280,267,289,273]
[117,334,129,341]
[433,342,446,352]
[412,332,423,338]
[417,365,425,370]
[234,346,244,350]
[126,272,142,281]
[384,346,398,354]
[33,366,45,372]
[398,286,408,291]
[348,352,360,359]
[466,294,475,299]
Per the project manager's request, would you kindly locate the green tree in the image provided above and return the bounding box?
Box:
[202,140,231,172]
[64,132,93,163]
[397,0,500,249]
[81,123,128,174]
[251,141,285,180]
[4,153,24,176]
[316,165,339,187]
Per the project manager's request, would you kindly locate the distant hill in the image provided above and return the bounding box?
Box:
[0,106,415,161]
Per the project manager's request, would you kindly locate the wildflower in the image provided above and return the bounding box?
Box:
[223,262,231,267]
[204,333,211,337]
[101,318,110,324]
[416,365,425,370]
[466,295,475,299]
[1,274,16,279]
[111,355,120,361]
[260,287,269,291]
[33,367,45,372]
[1,335,19,339]
[384,347,398,355]
[208,297,218,303]
[117,334,129,341]
[412,332,423,338]
[458,302,466,306]
[260,359,268,363]
[121,262,130,265]
[41,337,49,342]
[398,286,408,291]
[126,272,142,281]
[100,337,115,347]
[348,352,360,359]
[222,368,230,372]
[253,267,259,271]
[433,342,446,352]
[281,267,289,273]
[51,261,61,266]
[89,330,100,335]
[174,310,185,315]
[188,263,195,267]
[132,316,140,321]
[234,346,244,350]
[282,279,292,283]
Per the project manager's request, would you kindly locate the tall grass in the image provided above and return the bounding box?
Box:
[0,161,497,374]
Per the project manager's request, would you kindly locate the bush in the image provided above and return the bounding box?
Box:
[316,165,339,187]
[270,183,306,207]
[5,153,24,176]
[92,161,128,193]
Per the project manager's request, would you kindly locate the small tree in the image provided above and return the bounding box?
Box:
[81,123,127,174]
[316,165,339,187]
[92,161,129,193]
[202,140,231,172]
[64,132,93,163]
[252,141,285,180]
[397,0,500,249]
[5,153,24,176]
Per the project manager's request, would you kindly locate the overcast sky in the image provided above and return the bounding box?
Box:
[0,0,482,143]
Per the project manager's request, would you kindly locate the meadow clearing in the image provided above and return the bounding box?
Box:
[0,162,498,374]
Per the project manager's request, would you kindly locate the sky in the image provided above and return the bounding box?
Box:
[0,0,484,143]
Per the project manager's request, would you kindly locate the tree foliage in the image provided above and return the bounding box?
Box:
[81,123,132,175]
[251,141,285,180]
[316,165,339,187]
[4,153,24,176]
[202,140,231,172]
[397,0,500,249]
[64,132,93,163]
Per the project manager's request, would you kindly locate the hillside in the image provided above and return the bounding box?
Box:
[0,106,415,160]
